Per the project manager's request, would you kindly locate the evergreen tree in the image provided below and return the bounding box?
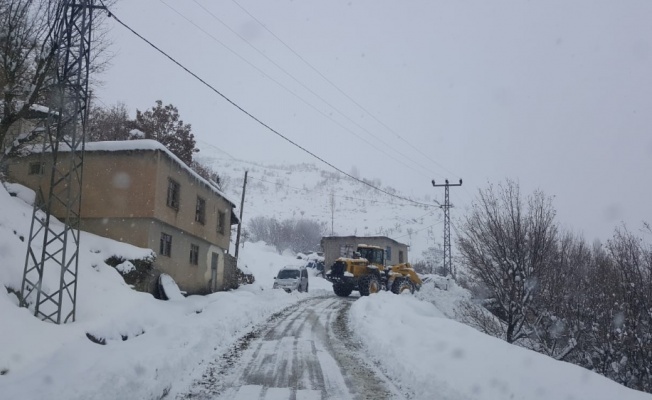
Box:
[133,100,198,165]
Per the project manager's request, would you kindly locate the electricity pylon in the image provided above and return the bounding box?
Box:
[20,0,101,324]
[431,178,462,277]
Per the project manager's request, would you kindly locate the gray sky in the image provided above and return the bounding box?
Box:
[96,0,652,242]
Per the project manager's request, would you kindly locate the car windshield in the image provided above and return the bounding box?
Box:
[277,269,300,279]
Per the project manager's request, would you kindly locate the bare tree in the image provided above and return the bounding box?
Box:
[247,216,326,254]
[532,231,592,360]
[86,102,132,142]
[0,0,113,157]
[456,180,557,343]
[1,0,58,153]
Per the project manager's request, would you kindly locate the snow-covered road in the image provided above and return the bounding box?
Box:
[181,296,403,400]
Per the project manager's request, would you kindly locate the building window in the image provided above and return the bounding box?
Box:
[28,162,44,175]
[195,196,206,224]
[190,243,199,265]
[399,250,404,264]
[166,179,180,210]
[217,211,226,235]
[160,233,172,257]
[385,246,392,262]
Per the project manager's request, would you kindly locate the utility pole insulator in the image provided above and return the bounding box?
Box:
[432,178,462,278]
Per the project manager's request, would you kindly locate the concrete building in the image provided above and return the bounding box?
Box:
[320,235,409,270]
[5,140,239,295]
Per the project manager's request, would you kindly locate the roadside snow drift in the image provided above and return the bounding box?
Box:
[2,180,651,400]
[349,291,652,400]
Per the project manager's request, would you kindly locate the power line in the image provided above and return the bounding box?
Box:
[185,0,436,179]
[100,3,434,208]
[229,0,462,181]
[196,141,437,208]
[157,0,433,180]
[248,175,434,208]
[391,218,444,240]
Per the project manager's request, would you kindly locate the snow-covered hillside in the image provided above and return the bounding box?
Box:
[1,171,651,399]
[195,145,442,260]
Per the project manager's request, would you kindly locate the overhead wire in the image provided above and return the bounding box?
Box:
[391,218,444,240]
[99,3,436,209]
[196,140,440,208]
[228,0,462,182]
[157,0,433,180]
[224,0,477,211]
[247,175,434,208]
[186,0,436,179]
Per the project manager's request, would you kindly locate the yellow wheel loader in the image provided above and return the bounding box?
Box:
[325,244,422,297]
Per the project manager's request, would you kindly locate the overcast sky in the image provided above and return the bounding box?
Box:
[95,0,652,242]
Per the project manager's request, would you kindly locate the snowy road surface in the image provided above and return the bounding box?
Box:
[182,296,404,400]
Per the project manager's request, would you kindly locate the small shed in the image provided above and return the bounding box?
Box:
[320,236,409,270]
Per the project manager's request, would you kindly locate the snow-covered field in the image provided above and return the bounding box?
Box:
[1,175,651,399]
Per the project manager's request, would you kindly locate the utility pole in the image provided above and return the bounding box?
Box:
[20,0,101,324]
[234,170,248,260]
[329,191,335,235]
[431,178,462,278]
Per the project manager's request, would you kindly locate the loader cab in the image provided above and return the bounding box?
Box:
[356,245,385,266]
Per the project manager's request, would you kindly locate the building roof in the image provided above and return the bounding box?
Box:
[321,235,407,247]
[18,139,237,209]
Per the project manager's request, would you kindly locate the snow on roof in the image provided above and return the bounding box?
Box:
[321,235,407,247]
[23,139,236,206]
[83,139,170,152]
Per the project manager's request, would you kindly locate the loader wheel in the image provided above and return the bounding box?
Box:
[359,275,381,296]
[391,278,415,295]
[333,283,353,297]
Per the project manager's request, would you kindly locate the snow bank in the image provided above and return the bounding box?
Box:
[0,182,306,399]
[349,291,652,400]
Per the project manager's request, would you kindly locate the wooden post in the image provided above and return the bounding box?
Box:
[234,170,248,259]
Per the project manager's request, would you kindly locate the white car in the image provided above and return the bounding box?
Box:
[273,265,309,293]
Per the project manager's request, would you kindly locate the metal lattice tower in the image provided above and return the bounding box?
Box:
[20,0,99,324]
[431,179,462,277]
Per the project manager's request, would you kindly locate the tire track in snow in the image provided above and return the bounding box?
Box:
[179,296,406,400]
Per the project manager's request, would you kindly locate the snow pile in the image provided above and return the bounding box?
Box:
[415,276,472,319]
[0,182,309,399]
[2,175,651,399]
[349,291,652,400]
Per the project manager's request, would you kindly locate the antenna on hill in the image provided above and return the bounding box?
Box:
[431,178,462,278]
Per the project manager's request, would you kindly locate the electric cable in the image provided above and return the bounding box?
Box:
[157,0,433,180]
[247,175,433,208]
[229,0,462,181]
[185,0,436,178]
[99,2,435,208]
